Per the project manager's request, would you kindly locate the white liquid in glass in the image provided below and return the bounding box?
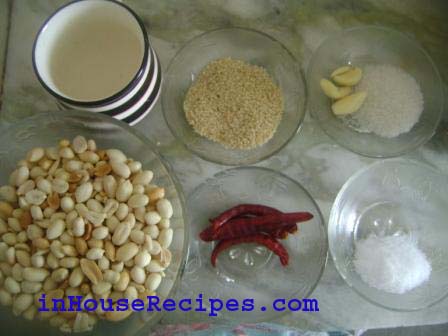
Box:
[49,14,143,101]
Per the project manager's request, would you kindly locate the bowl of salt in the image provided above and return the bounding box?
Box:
[307,26,443,158]
[329,159,448,311]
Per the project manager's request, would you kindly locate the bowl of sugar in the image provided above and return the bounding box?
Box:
[307,26,443,157]
[329,159,448,311]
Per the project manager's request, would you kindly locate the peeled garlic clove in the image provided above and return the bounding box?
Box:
[320,79,352,99]
[330,65,352,78]
[332,67,362,86]
[337,86,352,99]
[331,91,367,116]
[320,79,339,98]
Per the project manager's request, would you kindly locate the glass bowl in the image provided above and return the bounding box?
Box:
[186,167,327,322]
[162,28,306,165]
[329,159,448,311]
[0,111,187,335]
[307,26,443,158]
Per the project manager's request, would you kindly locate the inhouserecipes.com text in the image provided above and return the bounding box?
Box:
[39,293,319,316]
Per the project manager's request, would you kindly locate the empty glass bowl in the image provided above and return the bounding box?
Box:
[0,111,187,335]
[162,28,306,165]
[329,159,448,310]
[307,26,443,157]
[186,167,327,322]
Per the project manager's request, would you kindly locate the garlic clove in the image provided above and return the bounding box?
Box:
[331,91,367,116]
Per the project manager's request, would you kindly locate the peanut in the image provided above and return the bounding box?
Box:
[0,137,175,332]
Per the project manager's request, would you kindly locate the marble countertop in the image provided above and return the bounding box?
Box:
[1,0,448,332]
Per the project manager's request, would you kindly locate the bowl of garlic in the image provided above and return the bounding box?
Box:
[0,111,187,334]
[307,26,443,157]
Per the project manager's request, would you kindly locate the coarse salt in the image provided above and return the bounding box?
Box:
[354,234,431,294]
[346,64,424,138]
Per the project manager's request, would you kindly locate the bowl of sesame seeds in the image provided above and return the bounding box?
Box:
[162,27,306,165]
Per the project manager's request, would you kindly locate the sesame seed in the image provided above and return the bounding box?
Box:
[183,58,284,150]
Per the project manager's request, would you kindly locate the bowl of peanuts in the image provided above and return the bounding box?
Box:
[0,111,187,334]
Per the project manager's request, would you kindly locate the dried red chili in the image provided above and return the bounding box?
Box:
[200,222,298,241]
[210,204,281,232]
[271,223,298,239]
[201,204,314,267]
[211,233,289,267]
[199,225,216,242]
[201,213,263,241]
[201,212,312,241]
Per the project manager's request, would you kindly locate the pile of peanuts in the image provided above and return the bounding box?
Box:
[0,136,174,333]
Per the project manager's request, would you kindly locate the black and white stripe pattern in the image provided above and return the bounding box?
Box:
[60,48,162,126]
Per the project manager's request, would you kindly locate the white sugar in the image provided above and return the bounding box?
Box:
[354,234,431,294]
[349,64,424,138]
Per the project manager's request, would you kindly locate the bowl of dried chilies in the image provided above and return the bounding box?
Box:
[186,166,327,322]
